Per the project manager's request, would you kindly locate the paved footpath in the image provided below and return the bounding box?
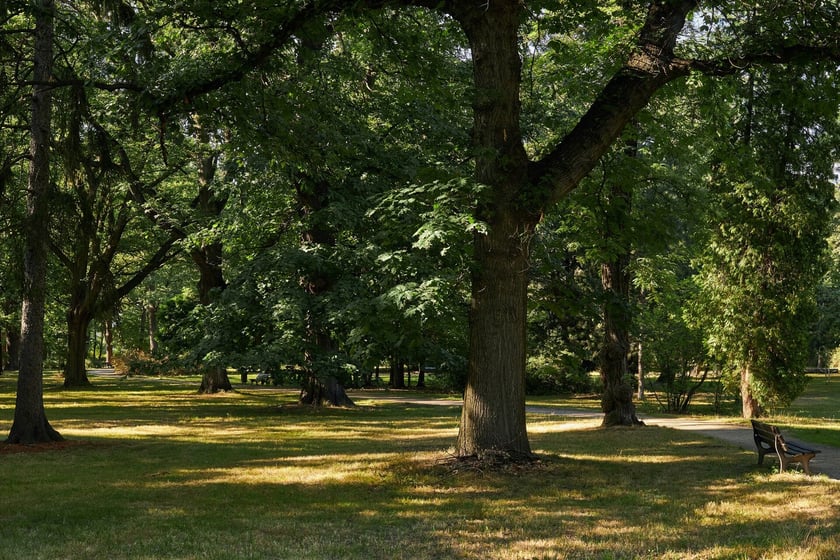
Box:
[357,395,840,480]
[640,414,840,480]
[527,405,840,480]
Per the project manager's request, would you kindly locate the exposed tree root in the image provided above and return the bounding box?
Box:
[436,450,552,476]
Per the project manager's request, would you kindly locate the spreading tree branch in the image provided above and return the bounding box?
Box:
[528,1,839,211]
[682,44,840,76]
[528,1,697,207]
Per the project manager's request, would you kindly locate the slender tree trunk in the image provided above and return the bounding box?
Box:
[452,0,533,459]
[4,323,20,371]
[7,0,62,443]
[6,328,20,371]
[740,363,763,418]
[598,131,643,426]
[104,320,114,367]
[636,342,644,400]
[146,302,158,354]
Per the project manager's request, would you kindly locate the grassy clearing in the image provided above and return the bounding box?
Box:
[1,373,839,560]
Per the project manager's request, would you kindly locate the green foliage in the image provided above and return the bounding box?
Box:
[525,355,596,395]
[695,65,839,410]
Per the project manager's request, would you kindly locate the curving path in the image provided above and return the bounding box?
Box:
[359,394,840,480]
[639,414,840,480]
[528,406,840,480]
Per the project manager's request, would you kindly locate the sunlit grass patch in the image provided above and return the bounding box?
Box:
[1,373,840,559]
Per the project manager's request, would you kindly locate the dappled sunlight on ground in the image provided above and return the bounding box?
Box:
[4,375,840,559]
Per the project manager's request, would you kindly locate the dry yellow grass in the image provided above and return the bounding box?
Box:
[0,373,838,559]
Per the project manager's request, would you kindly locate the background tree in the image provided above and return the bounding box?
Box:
[697,64,838,417]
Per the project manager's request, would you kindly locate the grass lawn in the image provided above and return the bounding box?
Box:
[1,372,839,560]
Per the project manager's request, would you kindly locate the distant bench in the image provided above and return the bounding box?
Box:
[750,420,820,475]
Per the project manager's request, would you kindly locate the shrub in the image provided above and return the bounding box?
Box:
[112,349,188,377]
[526,355,595,394]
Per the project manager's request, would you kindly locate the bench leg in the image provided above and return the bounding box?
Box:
[800,454,816,476]
[777,451,788,473]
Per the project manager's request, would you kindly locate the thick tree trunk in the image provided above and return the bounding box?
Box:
[300,375,355,407]
[457,216,533,458]
[191,244,226,306]
[199,367,232,393]
[452,0,533,459]
[64,306,92,387]
[7,0,62,443]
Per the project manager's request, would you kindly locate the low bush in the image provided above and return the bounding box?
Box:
[526,355,596,394]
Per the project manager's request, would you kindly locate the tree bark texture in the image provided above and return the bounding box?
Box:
[458,216,534,458]
[452,0,534,459]
[7,0,63,443]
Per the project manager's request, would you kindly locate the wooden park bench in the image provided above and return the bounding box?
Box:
[750,419,820,475]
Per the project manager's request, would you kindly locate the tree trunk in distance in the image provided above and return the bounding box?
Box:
[740,364,763,418]
[300,375,355,407]
[599,258,643,427]
[104,320,114,367]
[199,367,232,393]
[7,0,62,444]
[4,317,20,370]
[146,302,158,354]
[636,342,644,400]
[390,358,405,389]
[192,129,231,394]
[63,305,92,387]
